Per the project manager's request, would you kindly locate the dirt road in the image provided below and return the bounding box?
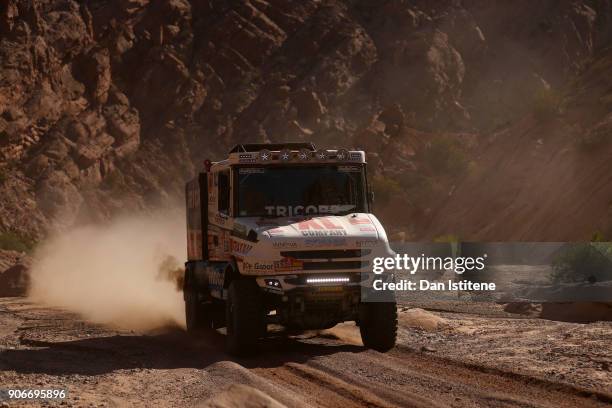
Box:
[0,298,610,407]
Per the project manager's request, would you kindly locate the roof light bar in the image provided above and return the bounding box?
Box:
[249,147,361,164]
[306,277,350,284]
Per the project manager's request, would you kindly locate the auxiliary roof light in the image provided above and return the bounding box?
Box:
[297,148,311,160]
[335,148,349,161]
[279,148,292,161]
[315,149,329,160]
[258,149,272,162]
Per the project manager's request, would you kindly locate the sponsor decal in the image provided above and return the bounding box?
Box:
[272,241,298,249]
[214,214,228,225]
[267,228,285,236]
[274,257,303,272]
[223,233,230,252]
[359,227,376,232]
[298,218,347,237]
[297,218,344,230]
[349,217,371,225]
[264,205,355,217]
[356,240,378,248]
[239,167,265,174]
[231,239,253,254]
[304,237,347,247]
[302,229,348,237]
[242,261,274,272]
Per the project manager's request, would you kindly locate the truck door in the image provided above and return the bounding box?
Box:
[208,169,232,260]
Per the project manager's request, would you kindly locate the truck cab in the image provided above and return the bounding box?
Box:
[184,143,397,355]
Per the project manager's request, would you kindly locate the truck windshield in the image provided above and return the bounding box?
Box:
[236,165,368,217]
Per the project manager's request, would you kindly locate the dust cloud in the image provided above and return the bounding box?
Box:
[28,210,187,331]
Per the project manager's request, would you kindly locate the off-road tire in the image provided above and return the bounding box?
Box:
[359,301,398,352]
[226,279,263,356]
[185,292,210,333]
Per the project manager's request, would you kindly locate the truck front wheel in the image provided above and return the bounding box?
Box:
[226,279,263,356]
[359,301,398,352]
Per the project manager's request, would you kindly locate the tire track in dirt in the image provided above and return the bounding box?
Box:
[252,343,611,408]
[253,362,408,408]
[305,349,604,408]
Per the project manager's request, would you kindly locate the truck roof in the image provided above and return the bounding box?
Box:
[202,143,367,173]
[230,142,316,153]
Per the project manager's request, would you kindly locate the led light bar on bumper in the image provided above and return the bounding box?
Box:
[306,277,350,284]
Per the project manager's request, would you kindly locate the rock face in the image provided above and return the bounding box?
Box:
[0,0,611,240]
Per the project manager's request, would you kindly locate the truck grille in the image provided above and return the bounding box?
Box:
[302,260,368,270]
[280,249,370,259]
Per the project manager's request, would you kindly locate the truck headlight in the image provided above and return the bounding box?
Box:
[264,279,282,288]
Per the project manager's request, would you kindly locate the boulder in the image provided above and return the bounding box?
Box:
[0,263,29,297]
[399,308,448,331]
[540,302,612,323]
[0,249,30,297]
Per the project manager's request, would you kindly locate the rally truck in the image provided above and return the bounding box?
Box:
[184,142,397,355]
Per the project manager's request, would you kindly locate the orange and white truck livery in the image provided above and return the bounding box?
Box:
[184,143,397,355]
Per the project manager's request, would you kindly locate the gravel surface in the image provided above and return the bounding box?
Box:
[0,297,610,407]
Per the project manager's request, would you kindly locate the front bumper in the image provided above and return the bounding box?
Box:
[255,272,373,294]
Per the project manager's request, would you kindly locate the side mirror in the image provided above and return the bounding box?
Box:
[368,191,375,211]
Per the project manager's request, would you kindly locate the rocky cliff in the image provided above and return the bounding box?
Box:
[1,0,611,242]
